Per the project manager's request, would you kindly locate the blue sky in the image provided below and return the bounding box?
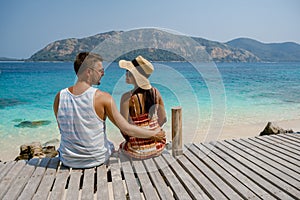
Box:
[1,0,299,58]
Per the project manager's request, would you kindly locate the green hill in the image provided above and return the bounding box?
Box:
[226,38,300,62]
[27,29,260,62]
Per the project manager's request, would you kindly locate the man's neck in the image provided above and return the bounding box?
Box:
[69,81,91,95]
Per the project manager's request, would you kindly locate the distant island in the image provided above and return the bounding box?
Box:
[0,57,25,61]
[16,30,300,62]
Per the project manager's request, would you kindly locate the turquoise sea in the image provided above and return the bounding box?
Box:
[0,61,300,160]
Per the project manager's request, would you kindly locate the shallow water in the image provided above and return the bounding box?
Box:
[0,61,300,160]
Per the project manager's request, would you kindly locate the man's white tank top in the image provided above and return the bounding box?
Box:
[57,87,114,168]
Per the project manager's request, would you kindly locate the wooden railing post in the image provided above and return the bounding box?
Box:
[172,106,183,157]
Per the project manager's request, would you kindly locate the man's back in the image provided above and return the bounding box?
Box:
[57,87,114,168]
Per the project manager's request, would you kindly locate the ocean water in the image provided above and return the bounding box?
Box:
[0,61,300,160]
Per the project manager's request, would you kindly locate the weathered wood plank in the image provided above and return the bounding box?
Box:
[0,162,6,176]
[241,138,300,173]
[274,134,300,148]
[65,169,82,200]
[283,133,300,142]
[216,141,299,199]
[96,165,109,200]
[0,160,26,199]
[202,142,292,199]
[3,158,39,200]
[110,154,126,200]
[224,140,300,192]
[249,138,300,167]
[255,137,300,161]
[133,159,160,200]
[119,155,142,200]
[18,157,51,200]
[163,154,210,200]
[0,161,16,182]
[234,139,300,181]
[32,157,60,200]
[154,155,192,200]
[49,163,70,200]
[81,168,95,200]
[176,154,221,200]
[267,135,300,152]
[183,149,242,199]
[143,157,173,200]
[195,143,275,199]
[187,144,260,199]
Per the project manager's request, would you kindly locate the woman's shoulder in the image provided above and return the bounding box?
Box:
[120,90,132,102]
[152,87,162,95]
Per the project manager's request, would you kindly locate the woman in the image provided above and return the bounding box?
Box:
[119,55,167,159]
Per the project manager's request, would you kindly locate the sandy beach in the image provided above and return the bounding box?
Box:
[1,118,299,162]
[219,119,300,140]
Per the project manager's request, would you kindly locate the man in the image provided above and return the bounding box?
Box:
[53,52,165,168]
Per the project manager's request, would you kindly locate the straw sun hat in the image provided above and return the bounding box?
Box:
[119,55,154,90]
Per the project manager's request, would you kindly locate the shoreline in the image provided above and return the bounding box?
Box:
[1,118,299,162]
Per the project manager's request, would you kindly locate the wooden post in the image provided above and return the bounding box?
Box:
[172,106,183,156]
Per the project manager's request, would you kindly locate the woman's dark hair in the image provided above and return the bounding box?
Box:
[132,87,156,117]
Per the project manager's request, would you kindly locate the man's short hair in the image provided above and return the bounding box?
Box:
[74,52,103,74]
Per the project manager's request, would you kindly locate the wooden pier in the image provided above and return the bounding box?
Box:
[0,133,300,199]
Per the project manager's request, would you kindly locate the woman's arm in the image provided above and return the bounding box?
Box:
[120,92,130,120]
[156,89,167,127]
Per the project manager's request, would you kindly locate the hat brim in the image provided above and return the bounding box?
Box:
[119,60,152,90]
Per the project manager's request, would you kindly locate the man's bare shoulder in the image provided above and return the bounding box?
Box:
[95,90,112,102]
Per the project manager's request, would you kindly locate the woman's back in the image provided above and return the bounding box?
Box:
[120,87,166,159]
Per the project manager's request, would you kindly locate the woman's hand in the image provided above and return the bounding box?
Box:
[152,129,166,142]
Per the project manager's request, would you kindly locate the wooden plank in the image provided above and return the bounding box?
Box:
[224,140,300,192]
[0,162,6,177]
[235,139,300,181]
[133,159,160,200]
[241,138,300,173]
[143,157,173,200]
[65,169,82,200]
[194,143,275,199]
[215,141,299,199]
[249,138,300,167]
[32,157,60,200]
[0,161,17,182]
[96,165,109,200]
[119,155,142,200]
[163,154,210,200]
[267,135,300,151]
[154,155,192,200]
[202,142,292,199]
[110,154,126,200]
[81,168,95,200]
[18,157,51,200]
[0,160,26,199]
[255,137,300,161]
[283,133,300,142]
[49,163,70,200]
[3,158,39,200]
[274,134,300,148]
[187,144,260,199]
[175,154,222,200]
[182,149,242,199]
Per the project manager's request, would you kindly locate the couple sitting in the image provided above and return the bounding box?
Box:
[53,52,167,168]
